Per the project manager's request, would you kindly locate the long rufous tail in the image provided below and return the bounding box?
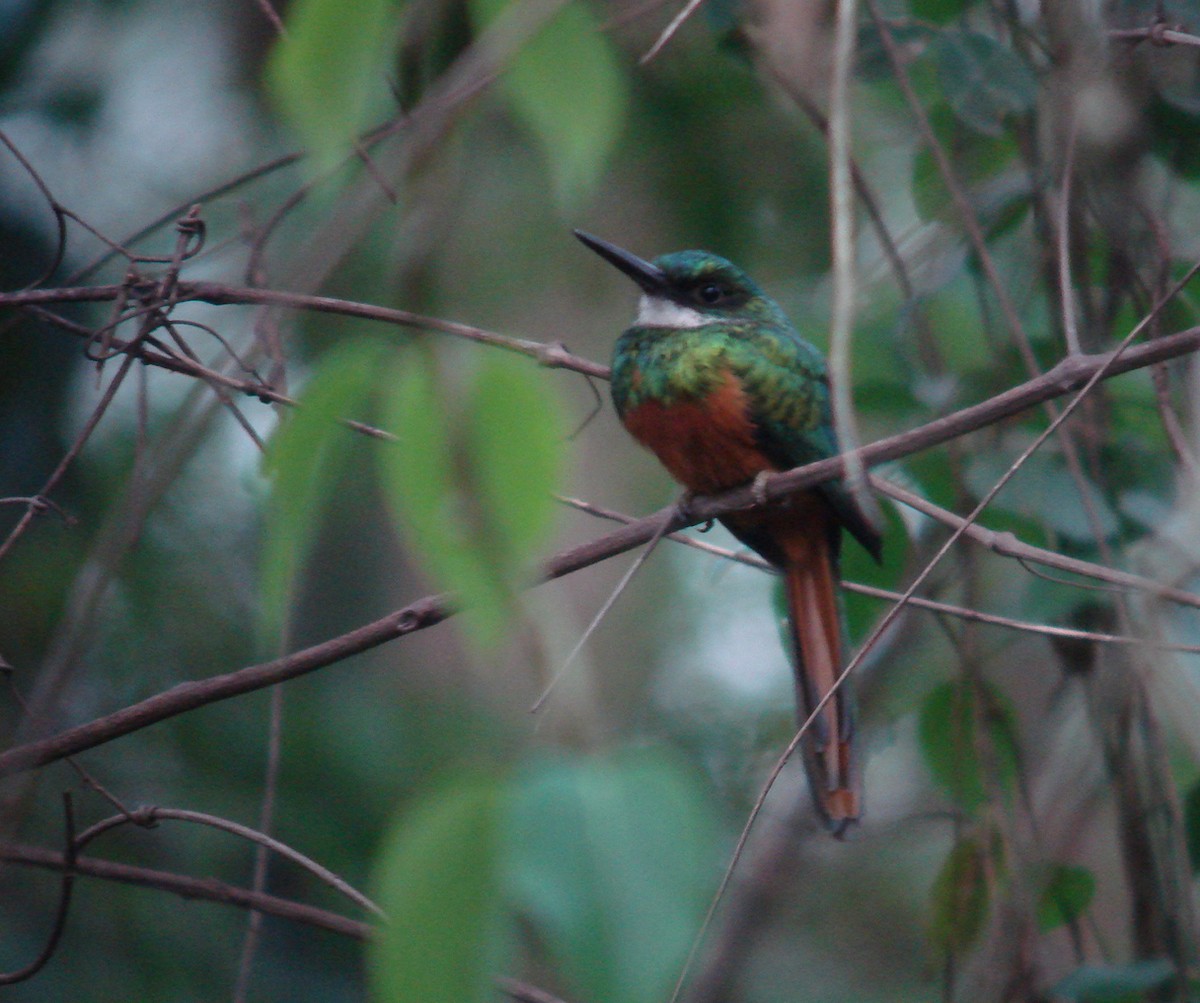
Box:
[781,529,859,837]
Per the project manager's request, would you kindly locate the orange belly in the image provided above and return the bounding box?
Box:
[621,370,775,495]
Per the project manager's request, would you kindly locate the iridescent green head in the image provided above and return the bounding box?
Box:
[574,230,790,330]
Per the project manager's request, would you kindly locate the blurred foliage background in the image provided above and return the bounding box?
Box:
[5,0,1200,1000]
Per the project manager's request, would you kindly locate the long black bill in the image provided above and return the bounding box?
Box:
[573,230,668,294]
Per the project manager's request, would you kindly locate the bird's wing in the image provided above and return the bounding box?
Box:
[728,329,883,562]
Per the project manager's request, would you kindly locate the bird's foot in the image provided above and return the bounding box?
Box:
[674,491,714,532]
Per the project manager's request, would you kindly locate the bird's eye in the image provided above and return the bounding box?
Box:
[697,283,725,305]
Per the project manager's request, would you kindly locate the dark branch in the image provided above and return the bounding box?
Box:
[3,325,1200,778]
[0,843,372,941]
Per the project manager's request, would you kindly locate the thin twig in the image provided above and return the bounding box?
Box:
[0,129,68,288]
[557,494,1200,651]
[529,505,677,713]
[1057,114,1082,356]
[827,0,879,535]
[0,794,77,985]
[1110,25,1200,46]
[233,680,286,1002]
[72,807,384,920]
[2,280,608,379]
[639,0,706,63]
[0,354,137,565]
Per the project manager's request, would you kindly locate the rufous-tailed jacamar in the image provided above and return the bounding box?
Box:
[576,230,882,836]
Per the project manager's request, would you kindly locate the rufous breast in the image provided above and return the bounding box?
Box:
[621,369,776,495]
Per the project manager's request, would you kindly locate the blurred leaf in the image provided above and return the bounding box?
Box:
[378,349,564,649]
[1183,777,1200,871]
[0,0,55,95]
[857,22,934,82]
[703,0,753,60]
[922,276,992,369]
[507,748,719,1003]
[267,0,399,168]
[465,352,565,574]
[378,350,509,646]
[1037,864,1095,931]
[964,449,1120,544]
[918,680,1019,811]
[912,0,974,22]
[370,771,507,1003]
[1118,489,1171,532]
[928,836,992,956]
[1050,959,1176,1001]
[911,105,1025,230]
[261,339,385,646]
[1148,93,1200,179]
[932,30,1036,136]
[469,0,628,207]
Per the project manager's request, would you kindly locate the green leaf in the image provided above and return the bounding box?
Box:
[507,749,719,1003]
[378,350,509,646]
[1037,864,1095,931]
[465,353,565,576]
[469,0,628,208]
[1050,960,1176,1001]
[932,31,1036,136]
[369,771,508,1003]
[266,0,399,168]
[918,680,1019,811]
[260,339,385,646]
[928,837,992,956]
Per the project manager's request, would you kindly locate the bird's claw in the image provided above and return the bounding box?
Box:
[674,490,697,523]
[674,492,715,533]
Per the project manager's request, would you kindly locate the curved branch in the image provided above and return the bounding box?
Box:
[0,843,372,941]
[72,807,383,920]
[558,494,1200,647]
[0,794,76,985]
[0,280,609,380]
[3,324,1200,778]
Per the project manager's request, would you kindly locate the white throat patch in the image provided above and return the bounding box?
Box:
[636,295,711,329]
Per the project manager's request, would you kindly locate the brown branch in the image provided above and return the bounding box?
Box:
[1,853,583,1001]
[629,324,1200,531]
[0,843,372,940]
[558,495,1200,650]
[3,324,1200,777]
[1110,25,1200,47]
[70,806,383,919]
[872,477,1200,611]
[0,595,447,776]
[1,280,609,380]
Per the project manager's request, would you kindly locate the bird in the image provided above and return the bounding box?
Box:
[575,229,882,836]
